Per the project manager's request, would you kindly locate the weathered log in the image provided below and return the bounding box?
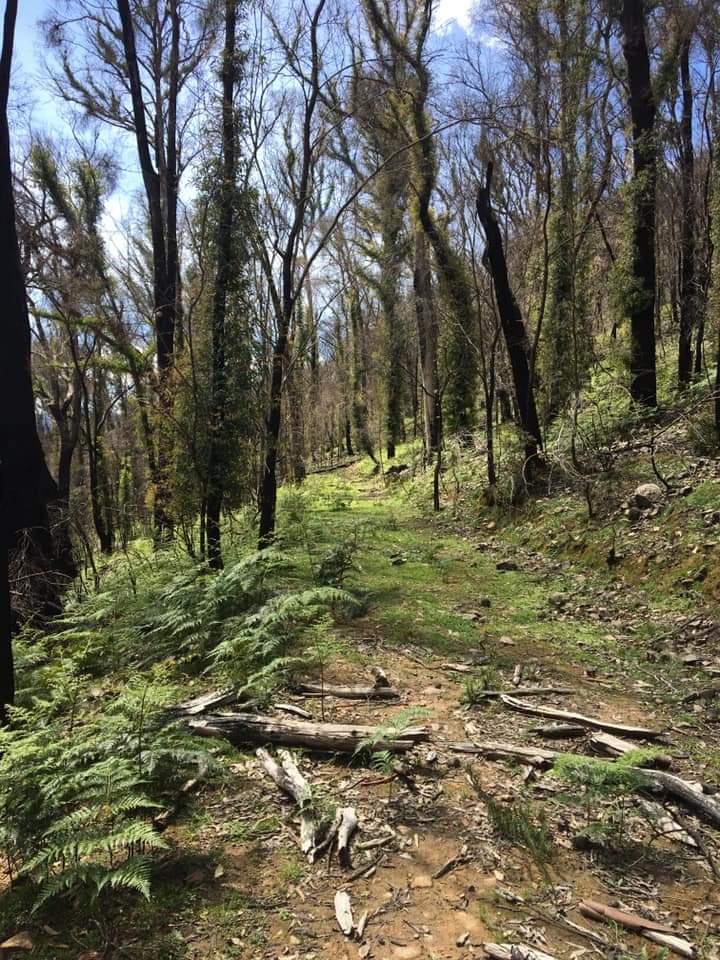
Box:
[500,695,662,739]
[189,712,429,753]
[589,731,672,768]
[529,724,587,739]
[256,748,316,855]
[337,807,358,868]
[172,688,245,716]
[449,740,560,768]
[294,682,399,700]
[637,768,720,828]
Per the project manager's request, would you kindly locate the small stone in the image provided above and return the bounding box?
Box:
[411,874,433,888]
[633,482,664,509]
[456,932,470,947]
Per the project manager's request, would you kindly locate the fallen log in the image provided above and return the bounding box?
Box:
[449,740,560,768]
[189,712,429,753]
[294,682,400,700]
[529,724,587,739]
[483,944,559,960]
[637,768,720,829]
[500,695,662,739]
[589,731,672,768]
[578,899,695,958]
[172,688,245,716]
[256,748,317,855]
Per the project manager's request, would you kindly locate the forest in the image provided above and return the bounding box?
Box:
[2,0,720,956]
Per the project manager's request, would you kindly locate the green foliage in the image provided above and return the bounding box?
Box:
[211,586,360,691]
[468,769,554,875]
[316,537,359,586]
[552,752,650,800]
[459,665,501,705]
[354,706,429,759]
[0,675,211,912]
[553,752,655,847]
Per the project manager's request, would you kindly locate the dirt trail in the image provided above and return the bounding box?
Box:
[178,468,720,960]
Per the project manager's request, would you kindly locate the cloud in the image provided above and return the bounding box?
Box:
[435,0,473,32]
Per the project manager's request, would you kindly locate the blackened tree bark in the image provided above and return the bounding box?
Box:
[116,0,178,541]
[257,0,326,548]
[475,162,543,468]
[0,0,57,720]
[205,0,238,570]
[620,0,658,407]
[678,34,696,386]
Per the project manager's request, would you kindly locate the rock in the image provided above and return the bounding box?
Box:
[411,874,433,888]
[0,933,34,951]
[496,560,519,572]
[633,483,664,509]
[456,932,470,947]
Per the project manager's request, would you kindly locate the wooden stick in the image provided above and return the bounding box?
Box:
[579,900,695,958]
[500,695,662,739]
[482,944,559,960]
[477,686,575,700]
[294,682,399,700]
[337,807,358,869]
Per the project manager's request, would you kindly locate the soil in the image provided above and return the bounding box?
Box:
[168,467,720,960]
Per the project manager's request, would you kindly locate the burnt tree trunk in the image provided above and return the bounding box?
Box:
[678,36,695,387]
[620,0,658,406]
[116,0,177,542]
[257,0,326,548]
[475,163,543,468]
[0,0,57,720]
[205,0,238,570]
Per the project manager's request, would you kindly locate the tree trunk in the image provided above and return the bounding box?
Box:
[414,230,441,458]
[205,0,238,570]
[620,0,657,407]
[116,0,177,542]
[0,0,57,719]
[678,36,695,387]
[476,163,543,467]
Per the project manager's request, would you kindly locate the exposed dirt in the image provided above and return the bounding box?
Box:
[169,470,720,960]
